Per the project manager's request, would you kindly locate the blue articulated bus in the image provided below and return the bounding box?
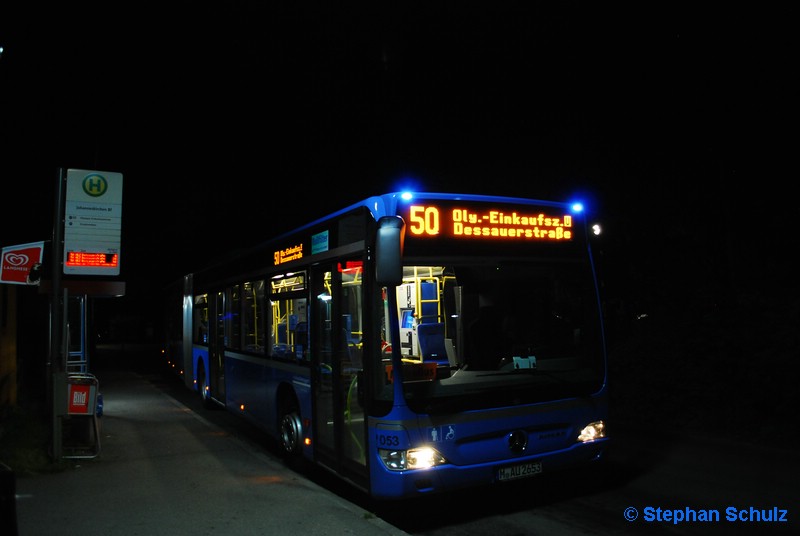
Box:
[165,191,609,500]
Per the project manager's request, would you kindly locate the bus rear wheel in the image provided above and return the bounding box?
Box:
[279,402,302,456]
[198,365,214,409]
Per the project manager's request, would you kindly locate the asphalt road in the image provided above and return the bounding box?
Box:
[143,354,799,536]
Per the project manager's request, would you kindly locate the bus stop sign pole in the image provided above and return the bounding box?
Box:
[50,168,67,461]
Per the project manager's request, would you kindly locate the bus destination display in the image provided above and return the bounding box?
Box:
[404,203,574,241]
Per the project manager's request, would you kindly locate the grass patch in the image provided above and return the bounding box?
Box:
[0,406,74,475]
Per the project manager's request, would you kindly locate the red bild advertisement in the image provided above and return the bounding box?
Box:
[68,384,92,414]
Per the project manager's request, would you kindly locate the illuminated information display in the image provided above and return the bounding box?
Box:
[397,199,580,258]
[63,169,123,276]
[65,252,119,269]
[405,203,573,241]
[273,243,304,266]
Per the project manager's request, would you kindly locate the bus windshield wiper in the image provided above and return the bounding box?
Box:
[481,368,570,382]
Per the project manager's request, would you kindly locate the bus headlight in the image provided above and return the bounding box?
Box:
[379,446,447,471]
[577,420,606,443]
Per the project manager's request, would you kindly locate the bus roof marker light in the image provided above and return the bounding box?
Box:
[570,202,584,214]
[400,192,413,201]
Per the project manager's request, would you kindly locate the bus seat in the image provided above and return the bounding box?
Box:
[343,328,363,369]
[417,322,448,365]
[277,323,287,344]
[342,314,361,345]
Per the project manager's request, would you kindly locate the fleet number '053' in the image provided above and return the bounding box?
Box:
[376,434,400,447]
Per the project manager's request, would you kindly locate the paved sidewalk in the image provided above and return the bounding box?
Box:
[14,369,406,536]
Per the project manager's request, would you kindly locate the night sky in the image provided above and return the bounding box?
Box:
[1,3,797,448]
[1,3,792,313]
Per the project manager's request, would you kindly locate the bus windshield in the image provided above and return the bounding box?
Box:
[380,261,604,414]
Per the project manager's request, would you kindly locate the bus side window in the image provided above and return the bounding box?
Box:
[294,321,308,361]
[243,280,266,354]
[194,295,208,344]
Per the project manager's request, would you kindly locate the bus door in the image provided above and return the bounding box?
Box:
[311,261,367,482]
[207,290,225,403]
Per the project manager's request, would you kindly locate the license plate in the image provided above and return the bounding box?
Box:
[497,461,542,482]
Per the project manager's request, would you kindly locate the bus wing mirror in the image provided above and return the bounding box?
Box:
[375,216,405,286]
